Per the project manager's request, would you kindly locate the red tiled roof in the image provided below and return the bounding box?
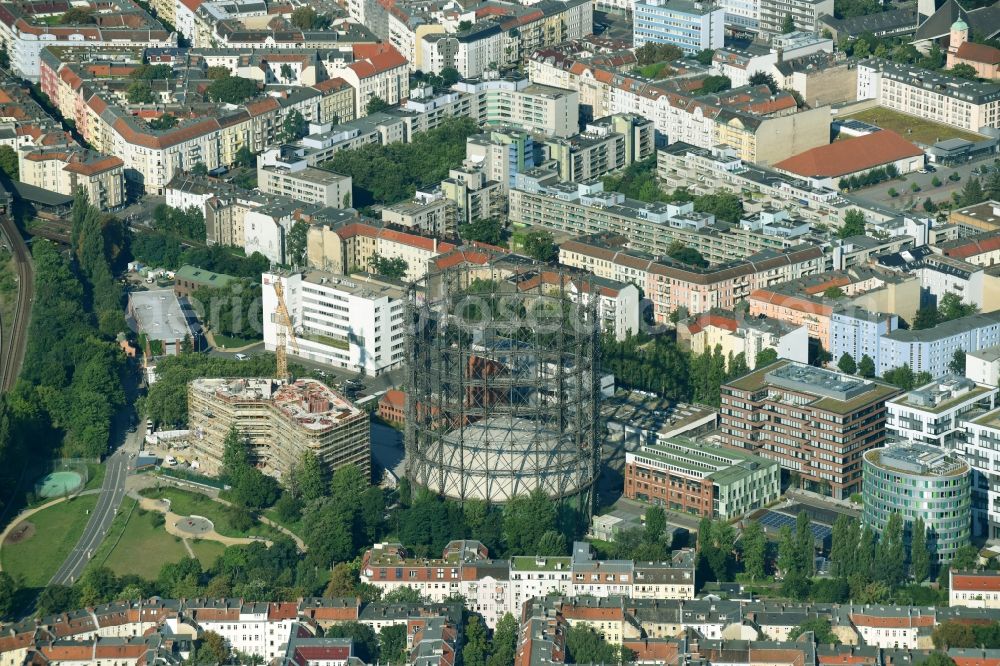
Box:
[956,41,1000,66]
[63,155,124,175]
[774,130,923,178]
[942,234,1000,260]
[952,572,1000,592]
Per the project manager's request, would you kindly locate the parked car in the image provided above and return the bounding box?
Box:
[234,353,248,360]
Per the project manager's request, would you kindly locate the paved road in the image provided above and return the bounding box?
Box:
[49,449,131,586]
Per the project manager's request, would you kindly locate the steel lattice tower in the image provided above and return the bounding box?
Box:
[403,261,602,514]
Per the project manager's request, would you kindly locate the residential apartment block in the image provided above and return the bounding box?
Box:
[720,361,900,498]
[677,310,810,368]
[359,540,697,629]
[257,147,353,208]
[262,271,406,376]
[960,408,1000,538]
[18,147,125,210]
[186,377,370,480]
[624,438,780,519]
[633,0,725,54]
[757,0,834,40]
[857,59,1000,133]
[527,50,831,165]
[454,78,580,138]
[886,376,997,449]
[878,311,1000,377]
[951,570,1000,609]
[0,0,175,80]
[558,234,825,323]
[510,170,797,265]
[543,114,654,182]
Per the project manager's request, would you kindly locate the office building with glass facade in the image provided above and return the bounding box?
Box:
[862,442,971,564]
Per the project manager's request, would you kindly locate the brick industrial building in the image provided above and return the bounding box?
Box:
[719,360,900,498]
[623,438,780,519]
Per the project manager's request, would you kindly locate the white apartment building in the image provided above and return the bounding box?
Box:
[263,270,406,376]
[968,347,1000,387]
[327,44,410,118]
[757,0,834,39]
[381,195,453,237]
[857,59,1000,133]
[360,541,696,629]
[886,376,997,449]
[962,408,1000,538]
[257,148,352,208]
[197,603,298,663]
[455,78,580,138]
[950,571,1000,609]
[878,311,1000,377]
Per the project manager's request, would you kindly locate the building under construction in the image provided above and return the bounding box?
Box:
[404,260,602,511]
[188,377,370,481]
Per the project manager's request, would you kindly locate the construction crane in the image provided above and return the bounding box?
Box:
[273,280,299,381]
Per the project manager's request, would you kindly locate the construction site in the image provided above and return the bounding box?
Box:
[187,377,371,481]
[404,261,603,511]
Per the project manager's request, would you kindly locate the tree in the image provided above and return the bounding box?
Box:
[291,450,326,502]
[521,230,557,262]
[911,516,930,583]
[694,49,715,66]
[668,241,708,268]
[838,209,866,238]
[857,354,876,378]
[644,506,666,544]
[874,512,905,588]
[383,587,422,603]
[463,615,489,666]
[883,364,916,391]
[368,256,409,280]
[960,177,986,206]
[37,585,76,615]
[823,286,845,299]
[440,67,461,86]
[933,621,977,649]
[949,349,967,375]
[781,13,796,32]
[222,425,251,483]
[913,306,940,330]
[755,348,779,368]
[366,96,391,115]
[950,63,979,80]
[379,625,408,665]
[636,43,684,64]
[280,110,306,144]
[749,71,779,93]
[234,145,255,168]
[126,80,155,104]
[191,162,208,176]
[566,626,629,665]
[290,6,319,29]
[694,191,743,223]
[503,489,557,554]
[829,515,858,578]
[287,220,309,266]
[939,292,978,322]
[196,631,230,664]
[924,655,959,666]
[741,521,767,582]
[953,544,980,571]
[460,217,506,245]
[853,38,871,58]
[0,572,14,619]
[699,75,731,94]
[207,76,258,104]
[837,353,857,375]
[488,614,519,666]
[324,623,378,663]
[0,145,18,180]
[59,6,95,23]
[790,618,840,644]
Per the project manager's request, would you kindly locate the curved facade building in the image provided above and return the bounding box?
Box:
[862,442,971,564]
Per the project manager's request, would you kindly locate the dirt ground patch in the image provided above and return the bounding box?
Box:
[4,521,35,545]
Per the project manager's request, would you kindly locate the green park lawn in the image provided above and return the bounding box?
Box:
[2,494,99,588]
[97,505,224,578]
[212,333,261,349]
[845,107,984,145]
[139,487,279,539]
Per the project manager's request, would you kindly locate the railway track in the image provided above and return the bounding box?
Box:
[0,213,33,392]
